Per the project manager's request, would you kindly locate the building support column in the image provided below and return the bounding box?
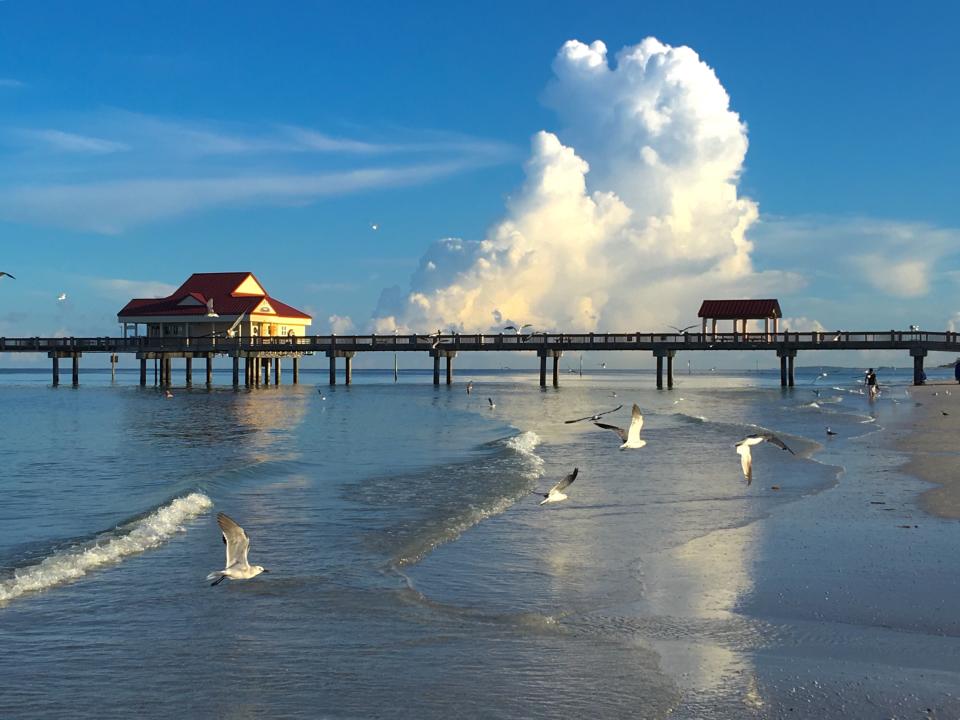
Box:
[656,354,664,389]
[667,353,674,389]
[292,357,299,384]
[433,353,441,386]
[263,357,271,386]
[185,356,193,386]
[71,353,80,386]
[206,354,213,386]
[777,349,796,388]
[911,347,928,386]
[780,354,787,387]
[329,354,337,385]
[344,354,353,385]
[274,357,281,385]
[52,356,59,386]
[245,357,252,387]
[165,357,172,387]
[445,353,453,385]
[232,356,240,387]
[552,353,560,388]
[153,358,159,386]
[539,352,547,388]
[140,357,147,387]
[787,354,795,387]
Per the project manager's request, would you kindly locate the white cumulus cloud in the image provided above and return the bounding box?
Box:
[375,37,797,332]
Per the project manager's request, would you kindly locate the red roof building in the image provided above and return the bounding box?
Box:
[118,272,312,338]
[697,299,782,337]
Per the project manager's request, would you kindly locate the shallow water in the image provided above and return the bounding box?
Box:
[1,365,958,718]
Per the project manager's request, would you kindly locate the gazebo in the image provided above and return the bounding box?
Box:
[698,299,781,339]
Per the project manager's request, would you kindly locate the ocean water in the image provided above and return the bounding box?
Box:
[1,364,958,718]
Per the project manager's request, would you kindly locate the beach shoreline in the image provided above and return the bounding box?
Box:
[892,381,960,519]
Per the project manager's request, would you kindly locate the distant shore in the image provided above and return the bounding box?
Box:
[895,382,960,519]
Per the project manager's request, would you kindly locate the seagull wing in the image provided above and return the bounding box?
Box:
[565,404,622,424]
[217,512,251,568]
[503,326,517,331]
[0,271,14,279]
[625,404,644,444]
[594,422,627,442]
[736,443,753,484]
[488,397,495,407]
[549,468,578,494]
[762,433,795,454]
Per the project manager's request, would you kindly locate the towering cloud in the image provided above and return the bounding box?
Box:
[374,37,797,332]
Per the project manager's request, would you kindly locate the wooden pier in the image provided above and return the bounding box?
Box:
[1,330,956,388]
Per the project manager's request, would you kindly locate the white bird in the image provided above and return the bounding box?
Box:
[826,427,838,436]
[735,433,795,485]
[535,468,578,505]
[370,223,379,231]
[206,512,268,586]
[164,390,174,399]
[466,380,474,394]
[488,397,495,409]
[594,403,645,449]
[57,293,67,302]
[564,404,622,424]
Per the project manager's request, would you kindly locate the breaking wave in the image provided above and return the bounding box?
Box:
[0,492,213,604]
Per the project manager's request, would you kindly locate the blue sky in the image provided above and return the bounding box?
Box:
[1,1,959,367]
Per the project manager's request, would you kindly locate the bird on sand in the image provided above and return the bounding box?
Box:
[207,512,268,586]
[488,397,496,409]
[826,426,838,436]
[466,381,474,395]
[564,404,622,424]
[534,468,578,505]
[594,403,646,449]
[735,433,795,485]
[0,271,15,279]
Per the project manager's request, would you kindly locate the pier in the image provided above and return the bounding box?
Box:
[0,329,955,388]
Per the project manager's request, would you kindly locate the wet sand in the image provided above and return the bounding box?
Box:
[894,381,960,519]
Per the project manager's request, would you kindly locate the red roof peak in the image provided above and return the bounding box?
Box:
[698,299,781,319]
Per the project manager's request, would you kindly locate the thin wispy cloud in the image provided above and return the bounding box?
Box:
[89,277,178,299]
[18,129,130,154]
[1,161,479,233]
[0,110,515,232]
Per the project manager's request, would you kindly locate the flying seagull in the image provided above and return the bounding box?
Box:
[534,468,578,505]
[206,512,268,586]
[370,223,379,231]
[735,433,795,485]
[488,397,496,409]
[564,404,623,424]
[0,272,14,279]
[594,403,646,449]
[504,323,533,333]
[57,293,67,302]
[669,324,697,333]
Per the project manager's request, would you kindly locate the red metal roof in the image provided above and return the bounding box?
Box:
[118,272,311,320]
[698,299,781,319]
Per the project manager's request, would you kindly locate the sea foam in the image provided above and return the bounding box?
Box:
[0,492,213,604]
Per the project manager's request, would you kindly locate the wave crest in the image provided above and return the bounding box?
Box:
[0,492,213,604]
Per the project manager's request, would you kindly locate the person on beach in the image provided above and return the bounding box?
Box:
[866,368,879,398]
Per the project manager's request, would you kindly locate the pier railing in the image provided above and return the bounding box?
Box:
[2,330,958,354]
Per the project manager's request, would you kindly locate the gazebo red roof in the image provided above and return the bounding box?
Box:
[118,272,311,320]
[698,299,781,319]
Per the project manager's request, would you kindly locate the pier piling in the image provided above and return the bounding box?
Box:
[292,357,299,384]
[206,353,213,386]
[71,353,79,386]
[52,356,59,386]
[185,356,192,386]
[232,355,240,387]
[328,354,336,385]
[139,357,147,386]
[433,353,441,386]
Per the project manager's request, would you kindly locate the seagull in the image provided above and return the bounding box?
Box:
[669,324,697,333]
[207,512,268,586]
[318,390,326,400]
[534,468,578,505]
[565,404,622,424]
[488,397,495,409]
[826,426,838,436]
[735,433,795,485]
[466,381,474,395]
[370,223,379,231]
[610,391,618,398]
[599,362,607,369]
[164,390,174,399]
[811,372,828,384]
[504,324,532,333]
[594,403,645,449]
[0,271,14,279]
[57,293,67,302]
[942,411,950,416]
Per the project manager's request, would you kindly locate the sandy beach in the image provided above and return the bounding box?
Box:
[894,382,960,519]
